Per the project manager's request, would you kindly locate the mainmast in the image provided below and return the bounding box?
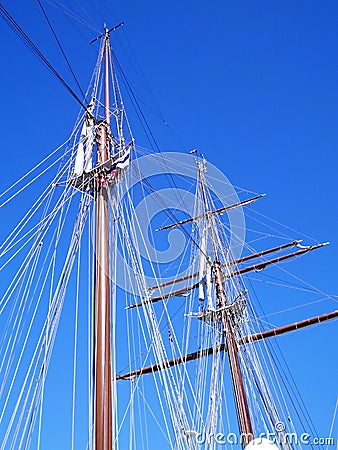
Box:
[94,28,112,450]
[198,161,254,448]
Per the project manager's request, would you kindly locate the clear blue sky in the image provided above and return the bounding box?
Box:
[0,0,337,448]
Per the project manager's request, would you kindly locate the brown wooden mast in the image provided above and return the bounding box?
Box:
[197,161,254,447]
[94,28,112,450]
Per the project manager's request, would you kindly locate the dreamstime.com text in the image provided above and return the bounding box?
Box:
[194,431,335,446]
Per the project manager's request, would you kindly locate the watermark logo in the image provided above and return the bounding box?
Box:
[274,421,285,433]
[193,422,335,447]
[105,152,246,294]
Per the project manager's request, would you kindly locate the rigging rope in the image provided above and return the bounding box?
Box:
[46,0,100,33]
[0,2,88,111]
[36,0,87,101]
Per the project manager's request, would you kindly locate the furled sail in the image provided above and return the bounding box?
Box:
[198,223,207,301]
[73,110,95,176]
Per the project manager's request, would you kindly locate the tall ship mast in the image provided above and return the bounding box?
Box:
[93,28,113,450]
[0,10,337,450]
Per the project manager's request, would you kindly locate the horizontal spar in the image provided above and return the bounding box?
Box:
[147,240,303,293]
[127,242,327,309]
[125,282,201,310]
[157,194,265,231]
[226,242,328,278]
[242,309,338,343]
[89,22,124,44]
[116,310,338,380]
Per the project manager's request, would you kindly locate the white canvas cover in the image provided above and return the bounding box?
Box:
[73,110,95,176]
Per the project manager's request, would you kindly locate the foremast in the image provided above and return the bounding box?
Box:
[69,23,132,448]
[198,161,254,447]
[94,28,113,450]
